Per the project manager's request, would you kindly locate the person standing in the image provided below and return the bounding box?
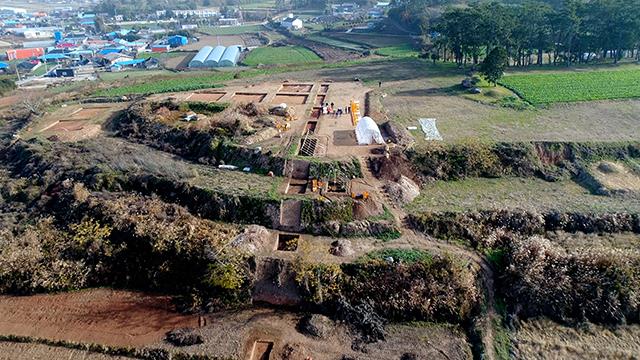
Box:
[378,81,382,88]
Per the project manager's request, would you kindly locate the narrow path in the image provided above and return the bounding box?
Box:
[357,153,498,359]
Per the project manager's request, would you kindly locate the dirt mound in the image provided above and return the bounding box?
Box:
[385,175,420,206]
[166,328,203,346]
[231,225,272,253]
[381,121,414,148]
[597,161,623,174]
[298,314,335,338]
[329,239,355,257]
[353,198,384,219]
[369,149,421,184]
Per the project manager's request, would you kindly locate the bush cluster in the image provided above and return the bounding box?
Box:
[502,236,640,325]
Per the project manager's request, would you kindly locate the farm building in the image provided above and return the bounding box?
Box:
[281,15,303,30]
[151,44,171,53]
[204,45,226,67]
[219,46,241,67]
[6,48,45,60]
[189,46,213,68]
[168,35,188,47]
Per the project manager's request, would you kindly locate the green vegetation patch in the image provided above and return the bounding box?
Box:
[499,68,640,105]
[95,71,234,96]
[242,45,322,66]
[362,248,433,264]
[375,43,420,58]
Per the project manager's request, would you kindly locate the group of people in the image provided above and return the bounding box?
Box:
[321,102,350,117]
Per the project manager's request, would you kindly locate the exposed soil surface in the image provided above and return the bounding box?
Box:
[155,308,473,360]
[0,289,197,347]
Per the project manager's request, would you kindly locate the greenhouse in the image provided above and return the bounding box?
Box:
[188,46,213,68]
[204,46,226,67]
[219,45,242,67]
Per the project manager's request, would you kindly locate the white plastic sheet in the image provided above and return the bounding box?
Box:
[418,118,443,141]
[355,116,385,145]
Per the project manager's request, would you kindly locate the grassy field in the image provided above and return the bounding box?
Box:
[243,45,322,66]
[406,177,640,214]
[324,33,413,48]
[375,44,420,58]
[200,24,266,35]
[500,67,640,105]
[306,35,369,51]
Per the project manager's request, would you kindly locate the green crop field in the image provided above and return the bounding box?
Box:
[499,68,640,105]
[242,46,322,66]
[95,71,234,96]
[307,35,369,51]
[200,24,266,35]
[325,33,413,48]
[375,44,420,58]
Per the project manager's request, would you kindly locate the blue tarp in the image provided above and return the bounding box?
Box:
[98,48,124,55]
[114,58,146,66]
[40,53,70,60]
[0,62,8,69]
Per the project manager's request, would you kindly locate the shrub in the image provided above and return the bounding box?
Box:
[501,236,640,324]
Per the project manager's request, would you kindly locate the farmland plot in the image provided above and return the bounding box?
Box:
[499,68,640,105]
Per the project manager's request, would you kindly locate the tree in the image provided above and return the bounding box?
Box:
[480,47,508,85]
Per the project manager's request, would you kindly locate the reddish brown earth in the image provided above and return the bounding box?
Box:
[0,289,197,347]
[0,94,20,108]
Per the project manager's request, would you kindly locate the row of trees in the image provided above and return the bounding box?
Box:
[430,0,640,66]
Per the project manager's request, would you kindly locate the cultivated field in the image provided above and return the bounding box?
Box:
[243,45,322,66]
[500,67,640,105]
[405,177,640,214]
[200,24,266,36]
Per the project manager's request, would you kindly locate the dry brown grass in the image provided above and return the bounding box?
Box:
[514,318,640,359]
[591,161,640,193]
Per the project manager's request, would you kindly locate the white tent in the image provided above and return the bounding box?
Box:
[355,116,384,145]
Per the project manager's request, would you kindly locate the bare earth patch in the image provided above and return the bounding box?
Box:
[0,289,197,347]
[155,308,472,360]
[591,161,640,193]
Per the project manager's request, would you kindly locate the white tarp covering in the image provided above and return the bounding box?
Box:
[418,118,443,141]
[355,116,385,145]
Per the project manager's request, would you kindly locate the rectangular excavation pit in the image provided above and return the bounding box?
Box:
[272,93,308,105]
[311,107,322,118]
[232,92,267,103]
[187,92,226,102]
[250,340,274,360]
[319,84,329,94]
[304,121,317,135]
[286,179,308,194]
[298,138,317,157]
[314,94,326,106]
[277,233,299,251]
[280,83,313,93]
[327,180,347,193]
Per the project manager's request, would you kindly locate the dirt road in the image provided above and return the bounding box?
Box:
[0,289,197,347]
